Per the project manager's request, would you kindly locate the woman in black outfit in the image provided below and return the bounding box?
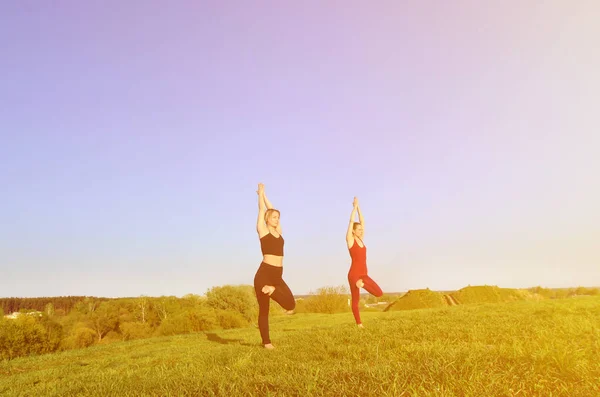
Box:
[254,183,295,349]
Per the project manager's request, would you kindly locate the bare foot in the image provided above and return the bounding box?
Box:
[357,324,364,329]
[262,285,275,295]
[285,310,295,315]
[264,343,275,349]
[356,279,364,289]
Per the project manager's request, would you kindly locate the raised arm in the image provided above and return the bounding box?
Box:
[346,198,358,248]
[264,190,282,235]
[263,191,274,210]
[357,202,365,234]
[256,183,268,237]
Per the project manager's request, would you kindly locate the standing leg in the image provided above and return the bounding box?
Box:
[362,275,383,298]
[254,269,273,345]
[349,276,362,325]
[254,283,272,345]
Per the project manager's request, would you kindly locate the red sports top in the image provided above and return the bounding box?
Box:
[348,238,367,277]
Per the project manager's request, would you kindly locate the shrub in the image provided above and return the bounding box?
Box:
[0,314,59,360]
[574,287,600,296]
[188,308,219,332]
[205,285,258,322]
[553,288,570,299]
[71,326,97,348]
[303,286,349,314]
[154,313,192,337]
[528,286,554,299]
[120,322,153,341]
[99,331,122,344]
[293,298,307,313]
[215,310,248,329]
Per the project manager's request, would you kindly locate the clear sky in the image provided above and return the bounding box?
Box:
[2,1,599,298]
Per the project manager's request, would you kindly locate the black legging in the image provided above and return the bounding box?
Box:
[253,262,296,345]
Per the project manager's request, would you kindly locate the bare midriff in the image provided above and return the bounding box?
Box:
[262,254,283,267]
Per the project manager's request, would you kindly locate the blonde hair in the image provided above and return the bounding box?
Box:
[264,209,281,225]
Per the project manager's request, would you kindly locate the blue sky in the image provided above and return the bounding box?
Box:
[1,1,599,298]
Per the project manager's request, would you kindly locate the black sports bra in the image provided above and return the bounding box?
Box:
[260,233,284,256]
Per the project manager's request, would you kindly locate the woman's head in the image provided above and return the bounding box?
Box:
[265,209,280,228]
[352,222,363,238]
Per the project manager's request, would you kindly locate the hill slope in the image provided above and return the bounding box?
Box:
[1,297,599,396]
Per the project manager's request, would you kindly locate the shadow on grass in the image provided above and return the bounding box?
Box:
[204,332,255,347]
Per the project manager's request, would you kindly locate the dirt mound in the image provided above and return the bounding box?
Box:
[444,294,458,306]
[383,286,547,312]
[450,285,527,305]
[384,288,446,311]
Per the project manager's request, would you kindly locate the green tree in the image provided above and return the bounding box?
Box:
[39,314,63,353]
[154,296,178,322]
[73,297,98,315]
[89,302,119,342]
[45,303,55,317]
[0,315,47,360]
[137,295,149,323]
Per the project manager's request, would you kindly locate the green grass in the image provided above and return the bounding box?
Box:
[1,297,599,396]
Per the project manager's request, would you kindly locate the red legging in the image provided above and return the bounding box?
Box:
[348,274,383,324]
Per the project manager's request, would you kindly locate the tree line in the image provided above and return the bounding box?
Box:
[3,284,595,361]
[0,296,111,316]
[0,284,361,361]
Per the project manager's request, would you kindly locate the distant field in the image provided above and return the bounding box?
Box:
[1,297,599,396]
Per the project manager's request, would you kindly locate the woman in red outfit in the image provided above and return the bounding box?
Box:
[346,197,383,327]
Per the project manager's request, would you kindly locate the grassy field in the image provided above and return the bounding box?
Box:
[1,297,599,396]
